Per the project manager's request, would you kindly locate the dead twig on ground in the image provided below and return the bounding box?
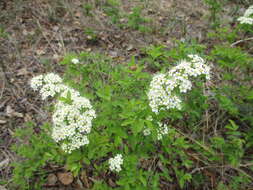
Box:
[231,37,253,47]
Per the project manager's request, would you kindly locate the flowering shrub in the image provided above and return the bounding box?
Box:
[30,73,96,153]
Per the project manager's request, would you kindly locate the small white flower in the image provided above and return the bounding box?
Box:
[244,5,253,17]
[30,75,44,91]
[71,58,80,64]
[142,121,169,140]
[43,73,63,84]
[109,154,123,172]
[157,122,169,140]
[146,116,153,121]
[238,5,253,25]
[238,16,253,25]
[143,127,151,136]
[61,134,89,154]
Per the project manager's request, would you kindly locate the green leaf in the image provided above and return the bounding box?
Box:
[246,90,253,100]
[225,120,239,131]
[67,151,82,163]
[132,120,144,134]
[96,85,111,101]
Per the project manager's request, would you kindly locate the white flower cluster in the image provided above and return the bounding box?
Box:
[30,73,63,99]
[238,5,253,25]
[30,73,96,153]
[71,58,80,64]
[148,55,210,113]
[143,116,169,140]
[157,122,169,140]
[143,116,152,136]
[143,127,151,136]
[109,154,123,172]
[143,124,168,140]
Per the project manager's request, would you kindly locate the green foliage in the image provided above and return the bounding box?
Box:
[101,2,152,32]
[0,26,7,38]
[11,122,63,190]
[211,120,244,166]
[203,0,225,28]
[211,45,253,125]
[141,41,206,71]
[84,28,98,43]
[127,6,152,33]
[207,26,238,43]
[83,3,93,16]
[102,0,122,25]
[12,7,253,189]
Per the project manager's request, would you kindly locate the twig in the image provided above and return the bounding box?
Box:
[231,37,253,47]
[191,164,253,181]
[0,66,6,99]
[0,158,9,169]
[36,20,58,55]
[190,165,227,174]
[173,127,216,156]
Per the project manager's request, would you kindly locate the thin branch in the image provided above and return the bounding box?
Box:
[231,37,253,47]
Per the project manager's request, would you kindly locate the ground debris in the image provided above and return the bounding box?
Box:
[57,172,74,185]
[0,158,9,169]
[0,185,7,190]
[47,174,58,185]
[0,120,7,124]
[5,105,23,118]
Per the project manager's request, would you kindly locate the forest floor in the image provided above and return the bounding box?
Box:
[0,0,250,189]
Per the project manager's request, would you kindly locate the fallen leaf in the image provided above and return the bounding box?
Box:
[0,185,7,190]
[47,174,58,185]
[80,171,90,188]
[22,29,28,36]
[36,49,45,55]
[24,114,32,122]
[75,11,81,18]
[53,54,60,61]
[119,18,126,23]
[0,120,7,124]
[109,51,118,58]
[127,44,134,51]
[129,66,137,71]
[6,106,23,118]
[74,21,81,26]
[17,68,28,76]
[13,112,23,118]
[6,106,14,116]
[52,26,59,32]
[57,172,74,185]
